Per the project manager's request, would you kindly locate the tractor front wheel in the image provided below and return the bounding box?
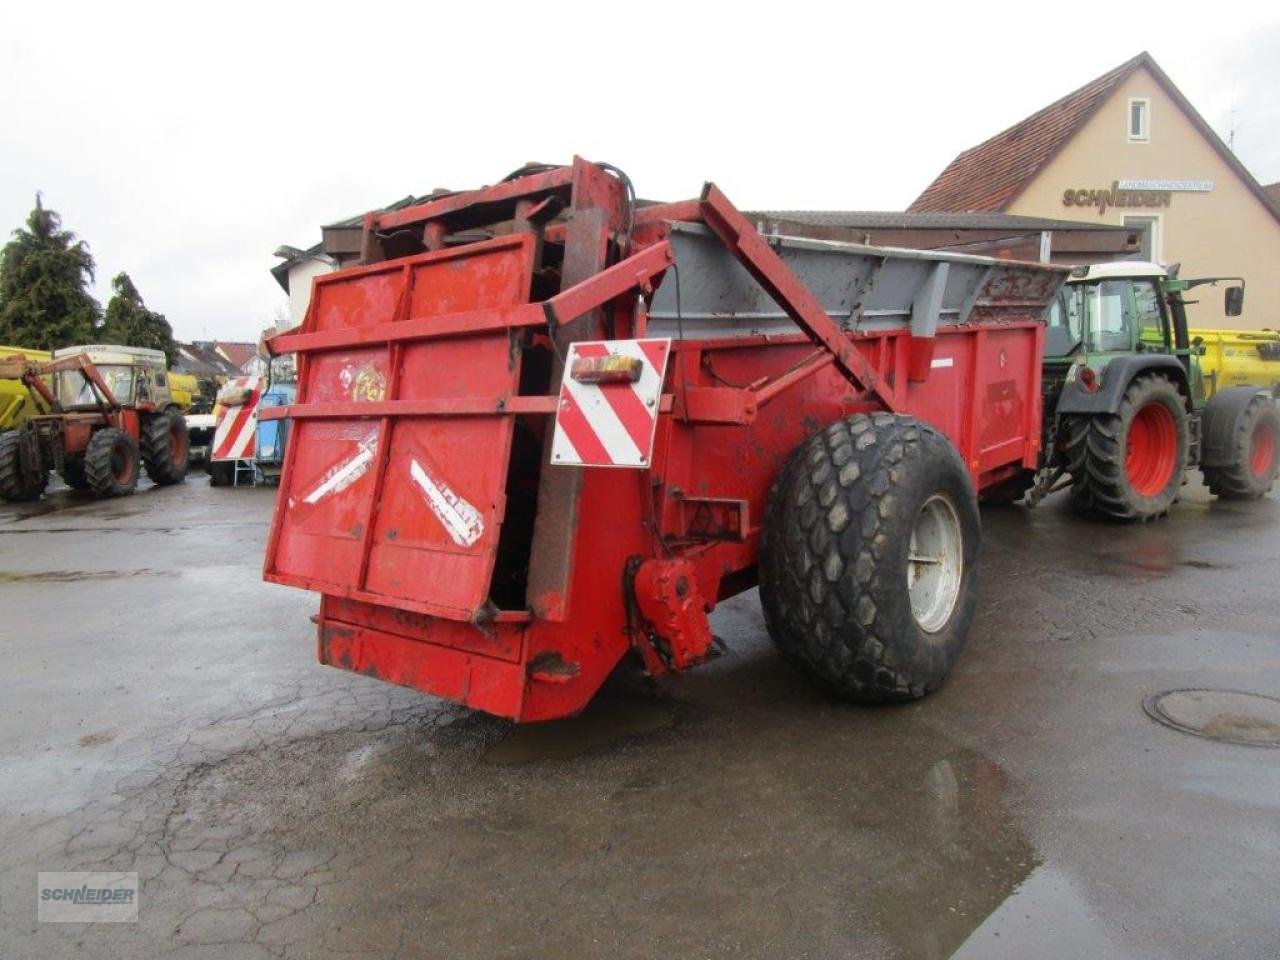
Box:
[759,412,981,702]
[1067,374,1188,522]
[141,411,190,485]
[84,428,140,498]
[0,428,47,502]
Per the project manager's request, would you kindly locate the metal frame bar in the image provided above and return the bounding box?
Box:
[697,183,900,413]
[372,166,575,232]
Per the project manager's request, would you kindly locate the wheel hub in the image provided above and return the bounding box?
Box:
[1125,402,1178,497]
[907,494,963,633]
[1250,419,1277,479]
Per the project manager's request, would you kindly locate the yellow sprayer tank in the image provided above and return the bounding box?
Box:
[0,345,53,429]
[167,372,199,411]
[1192,328,1280,399]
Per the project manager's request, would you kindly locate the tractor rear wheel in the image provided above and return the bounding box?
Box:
[1202,392,1280,500]
[0,428,47,502]
[84,428,140,498]
[759,412,981,702]
[1066,374,1188,522]
[140,411,190,485]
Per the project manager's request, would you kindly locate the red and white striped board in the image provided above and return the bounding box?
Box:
[550,339,670,468]
[211,376,265,462]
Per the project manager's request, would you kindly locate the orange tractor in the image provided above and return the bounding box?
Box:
[0,345,189,501]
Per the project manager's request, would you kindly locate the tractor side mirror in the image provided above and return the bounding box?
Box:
[1225,285,1244,317]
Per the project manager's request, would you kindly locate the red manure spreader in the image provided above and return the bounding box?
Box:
[261,159,1066,721]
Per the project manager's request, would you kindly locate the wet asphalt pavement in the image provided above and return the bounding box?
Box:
[1,474,1278,959]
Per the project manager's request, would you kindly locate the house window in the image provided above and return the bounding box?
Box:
[1124,215,1161,261]
[1128,97,1150,142]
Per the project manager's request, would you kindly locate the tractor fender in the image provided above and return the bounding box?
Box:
[1053,355,1190,417]
[1200,385,1272,467]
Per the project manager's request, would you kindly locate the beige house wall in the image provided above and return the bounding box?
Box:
[1006,66,1280,330]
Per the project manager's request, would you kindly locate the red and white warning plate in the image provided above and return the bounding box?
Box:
[211,375,265,461]
[550,339,670,468]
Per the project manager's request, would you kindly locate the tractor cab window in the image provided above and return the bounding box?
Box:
[1132,280,1169,351]
[1084,280,1132,353]
[1044,289,1082,357]
[56,364,135,408]
[1078,278,1169,355]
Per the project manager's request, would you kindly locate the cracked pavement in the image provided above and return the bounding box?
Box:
[1,476,1279,959]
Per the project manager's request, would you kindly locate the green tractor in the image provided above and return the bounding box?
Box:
[1000,261,1280,520]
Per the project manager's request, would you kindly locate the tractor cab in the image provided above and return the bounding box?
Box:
[1044,261,1245,411]
[1047,262,1182,360]
[51,345,175,411]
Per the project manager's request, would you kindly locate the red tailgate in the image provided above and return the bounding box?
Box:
[264,235,535,620]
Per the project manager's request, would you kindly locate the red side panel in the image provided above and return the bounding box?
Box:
[265,235,535,620]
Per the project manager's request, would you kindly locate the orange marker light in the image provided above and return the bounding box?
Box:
[570,354,643,385]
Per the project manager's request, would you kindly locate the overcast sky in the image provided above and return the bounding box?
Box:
[2,2,1277,343]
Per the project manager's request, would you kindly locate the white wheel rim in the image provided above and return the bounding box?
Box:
[907,494,964,633]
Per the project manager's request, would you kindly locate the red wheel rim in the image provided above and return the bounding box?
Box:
[1126,402,1178,497]
[1251,419,1277,479]
[111,441,134,484]
[171,420,189,461]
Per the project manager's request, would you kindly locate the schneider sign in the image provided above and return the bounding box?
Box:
[1063,179,1214,215]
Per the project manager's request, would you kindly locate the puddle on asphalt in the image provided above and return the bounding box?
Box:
[482,694,678,764]
[951,865,1129,959]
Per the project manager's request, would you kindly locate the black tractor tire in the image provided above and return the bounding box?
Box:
[140,411,190,485]
[980,469,1036,506]
[1065,374,1189,522]
[207,458,234,487]
[60,455,90,490]
[1201,392,1280,500]
[759,412,981,703]
[0,428,48,502]
[84,428,140,498]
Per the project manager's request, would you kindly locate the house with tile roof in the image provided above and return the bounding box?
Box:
[912,52,1280,328]
[212,341,258,372]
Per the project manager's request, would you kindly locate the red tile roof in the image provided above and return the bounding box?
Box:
[910,53,1280,227]
[214,341,257,370]
[910,55,1143,213]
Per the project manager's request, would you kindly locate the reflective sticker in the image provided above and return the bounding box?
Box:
[300,432,377,505]
[410,459,484,547]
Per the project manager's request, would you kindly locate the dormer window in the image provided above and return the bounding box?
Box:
[1128,98,1150,142]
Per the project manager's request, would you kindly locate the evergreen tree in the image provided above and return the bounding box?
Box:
[0,195,100,350]
[101,272,176,363]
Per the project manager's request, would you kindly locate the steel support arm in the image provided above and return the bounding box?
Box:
[697,183,899,411]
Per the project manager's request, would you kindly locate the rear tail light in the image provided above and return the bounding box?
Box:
[570,354,643,385]
[1079,366,1100,393]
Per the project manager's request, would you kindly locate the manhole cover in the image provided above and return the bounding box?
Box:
[1143,689,1280,747]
